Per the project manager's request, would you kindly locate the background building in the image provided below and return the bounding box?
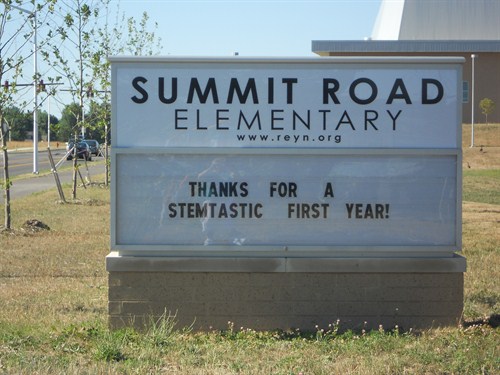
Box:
[312,0,500,123]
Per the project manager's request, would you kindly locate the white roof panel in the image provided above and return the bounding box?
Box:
[372,0,500,41]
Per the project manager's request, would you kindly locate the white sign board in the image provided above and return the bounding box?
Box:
[110,57,462,256]
[113,57,460,149]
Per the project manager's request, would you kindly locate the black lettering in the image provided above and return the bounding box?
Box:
[240,182,249,197]
[238,111,262,130]
[208,183,218,197]
[422,78,443,104]
[270,182,297,197]
[227,78,258,104]
[346,203,354,218]
[218,204,228,218]
[230,203,239,218]
[365,110,379,130]
[323,79,340,104]
[216,109,229,130]
[230,182,239,196]
[335,110,355,130]
[288,203,329,219]
[271,110,284,130]
[355,204,363,218]
[292,110,310,130]
[168,203,177,218]
[386,78,412,104]
[346,203,390,219]
[255,203,263,218]
[188,181,249,197]
[131,76,148,103]
[188,181,196,196]
[187,78,219,104]
[324,183,334,198]
[387,110,402,131]
[174,109,188,130]
[350,78,377,105]
[195,109,205,130]
[268,77,274,104]
[158,77,177,104]
[319,109,330,130]
[282,78,297,104]
[196,203,207,217]
[364,204,373,219]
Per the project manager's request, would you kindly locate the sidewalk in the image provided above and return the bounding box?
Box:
[10,161,106,200]
[6,147,33,153]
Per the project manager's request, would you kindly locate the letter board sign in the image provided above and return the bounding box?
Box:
[110,57,463,256]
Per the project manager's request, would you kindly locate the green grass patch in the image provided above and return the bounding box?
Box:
[0,318,498,374]
[463,169,500,204]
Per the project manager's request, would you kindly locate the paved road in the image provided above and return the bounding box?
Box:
[7,156,107,200]
[5,148,73,177]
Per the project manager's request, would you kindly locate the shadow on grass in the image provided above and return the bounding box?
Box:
[462,314,499,328]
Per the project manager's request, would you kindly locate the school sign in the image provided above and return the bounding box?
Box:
[107,57,466,331]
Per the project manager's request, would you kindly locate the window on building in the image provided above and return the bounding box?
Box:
[462,81,469,103]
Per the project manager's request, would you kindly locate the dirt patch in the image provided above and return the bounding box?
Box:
[21,219,51,233]
[66,198,107,206]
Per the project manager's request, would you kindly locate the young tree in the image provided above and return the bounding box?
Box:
[44,0,100,198]
[479,98,495,125]
[55,102,80,140]
[1,0,55,230]
[2,106,30,140]
[89,1,162,186]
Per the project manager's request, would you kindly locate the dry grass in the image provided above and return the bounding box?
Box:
[5,140,66,150]
[0,125,498,374]
[0,185,110,331]
[462,123,500,169]
[462,202,500,318]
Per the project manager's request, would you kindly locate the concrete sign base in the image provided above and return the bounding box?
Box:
[107,253,465,332]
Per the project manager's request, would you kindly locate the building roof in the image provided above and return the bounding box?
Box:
[372,0,500,41]
[312,0,500,55]
[312,40,500,55]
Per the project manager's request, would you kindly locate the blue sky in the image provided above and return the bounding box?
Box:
[114,0,382,56]
[5,0,382,117]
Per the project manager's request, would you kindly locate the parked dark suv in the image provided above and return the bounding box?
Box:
[83,139,100,156]
[67,141,92,161]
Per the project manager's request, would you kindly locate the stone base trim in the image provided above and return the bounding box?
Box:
[106,252,466,273]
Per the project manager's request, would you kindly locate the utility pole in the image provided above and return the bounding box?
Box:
[9,4,38,173]
[470,54,478,148]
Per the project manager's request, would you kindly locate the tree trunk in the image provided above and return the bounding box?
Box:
[72,133,78,200]
[1,125,11,230]
[72,147,78,199]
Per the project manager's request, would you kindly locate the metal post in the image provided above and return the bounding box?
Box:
[470,54,476,148]
[47,93,51,148]
[33,9,38,173]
